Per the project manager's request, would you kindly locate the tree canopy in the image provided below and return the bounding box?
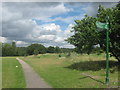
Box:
[27,44,46,55]
[66,3,120,62]
[1,42,74,56]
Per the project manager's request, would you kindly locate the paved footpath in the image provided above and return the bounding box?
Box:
[16,57,52,88]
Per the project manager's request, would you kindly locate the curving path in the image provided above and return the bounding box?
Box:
[16,57,52,88]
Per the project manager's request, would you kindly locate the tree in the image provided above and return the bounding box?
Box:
[16,47,27,56]
[66,15,98,54]
[34,49,39,56]
[55,46,61,53]
[61,48,74,53]
[12,42,16,48]
[12,42,17,55]
[27,44,46,55]
[66,3,120,62]
[96,4,120,61]
[2,43,15,56]
[47,46,55,53]
[0,42,2,56]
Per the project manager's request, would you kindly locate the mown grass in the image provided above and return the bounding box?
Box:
[21,53,119,88]
[2,57,26,88]
[0,57,2,89]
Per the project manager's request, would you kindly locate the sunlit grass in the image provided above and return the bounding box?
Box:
[21,53,119,88]
[0,57,2,89]
[2,57,26,88]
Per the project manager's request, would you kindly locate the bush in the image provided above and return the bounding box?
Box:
[66,52,71,57]
[59,54,61,57]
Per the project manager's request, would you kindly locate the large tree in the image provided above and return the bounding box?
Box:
[67,15,98,54]
[66,3,120,62]
[27,44,46,55]
[47,46,55,53]
[2,43,15,56]
[96,4,120,62]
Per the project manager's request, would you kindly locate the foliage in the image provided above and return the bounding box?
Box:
[66,3,120,62]
[2,43,15,56]
[27,44,46,55]
[96,4,120,62]
[67,15,98,54]
[0,42,2,56]
[16,47,27,56]
[2,42,74,56]
[2,42,27,56]
[47,46,62,53]
[34,49,39,56]
[12,42,16,47]
[61,48,74,53]
[58,54,61,57]
[55,46,61,53]
[47,46,55,53]
[66,52,71,57]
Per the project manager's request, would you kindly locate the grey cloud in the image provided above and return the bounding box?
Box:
[2,19,36,38]
[3,2,61,8]
[66,2,88,7]
[2,2,117,48]
[83,2,117,17]
[2,2,66,20]
[2,2,70,40]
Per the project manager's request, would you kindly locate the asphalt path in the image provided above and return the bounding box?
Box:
[16,57,52,88]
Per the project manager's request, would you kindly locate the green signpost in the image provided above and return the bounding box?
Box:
[96,18,109,85]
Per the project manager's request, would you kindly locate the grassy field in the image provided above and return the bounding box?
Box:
[0,57,2,89]
[21,53,119,88]
[2,57,26,88]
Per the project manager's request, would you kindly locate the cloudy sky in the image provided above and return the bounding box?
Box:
[0,2,117,48]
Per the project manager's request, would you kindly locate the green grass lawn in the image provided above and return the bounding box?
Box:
[21,53,119,88]
[2,57,26,88]
[0,57,2,89]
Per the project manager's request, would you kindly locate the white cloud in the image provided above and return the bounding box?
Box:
[64,24,74,36]
[60,44,75,48]
[53,24,74,44]
[55,37,64,42]
[2,2,72,48]
[2,2,116,48]
[38,35,55,41]
[3,21,74,47]
[2,2,71,22]
[14,40,30,47]
[27,23,62,42]
[49,14,84,23]
[43,23,61,32]
[16,41,28,45]
[0,36,8,43]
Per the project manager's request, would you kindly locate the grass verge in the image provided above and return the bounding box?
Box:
[2,57,26,88]
[21,53,119,88]
[0,57,2,89]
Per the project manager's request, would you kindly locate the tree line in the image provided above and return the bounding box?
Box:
[66,3,120,62]
[1,42,73,56]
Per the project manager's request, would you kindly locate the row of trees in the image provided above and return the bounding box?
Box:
[66,3,120,62]
[1,42,74,56]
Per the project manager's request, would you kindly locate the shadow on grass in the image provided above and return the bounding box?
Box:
[79,76,105,84]
[118,62,120,87]
[65,60,118,71]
